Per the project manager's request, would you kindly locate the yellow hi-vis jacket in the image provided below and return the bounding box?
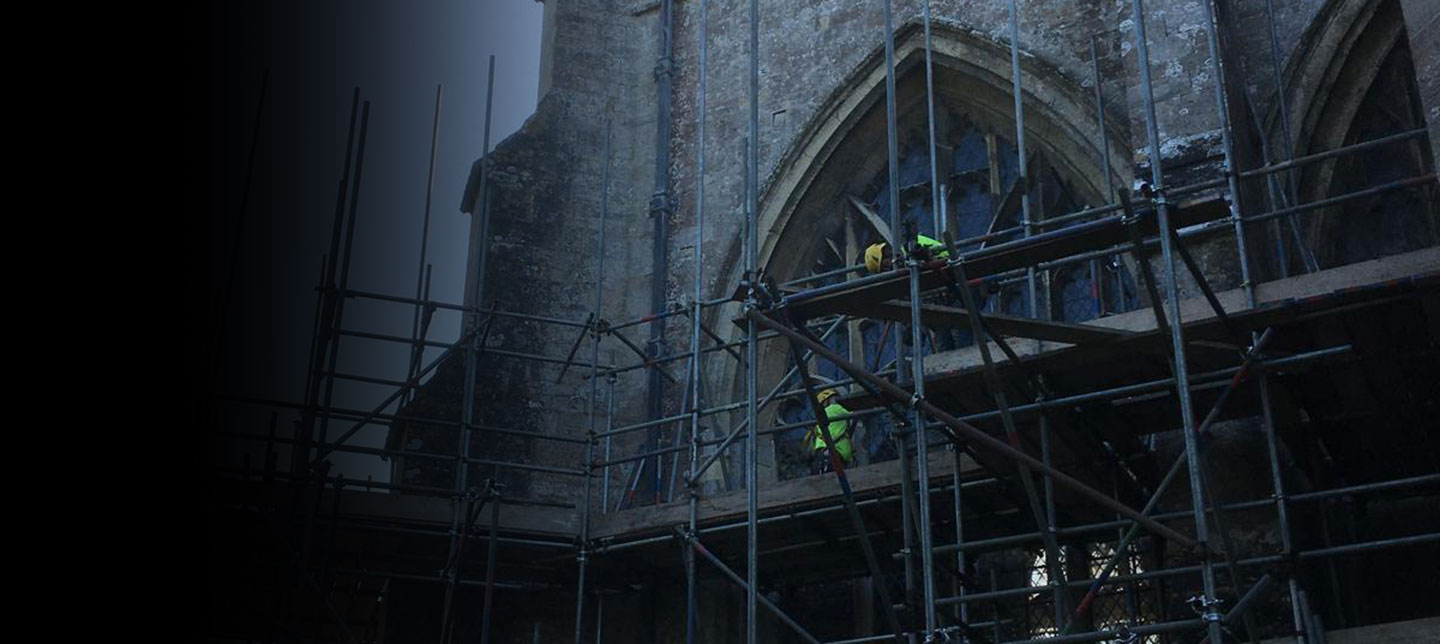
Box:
[915,234,949,259]
[810,402,855,463]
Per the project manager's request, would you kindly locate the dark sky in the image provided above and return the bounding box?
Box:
[194,1,544,481]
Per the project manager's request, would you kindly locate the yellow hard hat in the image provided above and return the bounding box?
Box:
[864,243,887,273]
[816,388,839,404]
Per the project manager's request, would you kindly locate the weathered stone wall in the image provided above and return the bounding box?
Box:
[400,0,672,504]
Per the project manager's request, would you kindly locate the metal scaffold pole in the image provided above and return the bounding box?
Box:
[685,1,708,639]
[318,97,371,472]
[212,69,269,395]
[951,447,968,630]
[480,484,501,644]
[923,0,944,237]
[880,3,916,635]
[1193,3,1270,639]
[574,120,611,644]
[322,98,372,467]
[407,84,442,407]
[300,87,359,474]
[1132,1,1224,641]
[473,55,496,321]
[1261,0,1319,274]
[1007,1,1068,619]
[441,55,495,644]
[1007,0,1041,323]
[602,373,617,512]
[745,0,760,638]
[1261,375,1308,644]
[908,255,938,639]
[1089,35,1113,336]
[915,0,943,638]
[645,0,676,498]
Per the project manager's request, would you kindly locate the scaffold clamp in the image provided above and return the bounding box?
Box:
[1188,594,1224,622]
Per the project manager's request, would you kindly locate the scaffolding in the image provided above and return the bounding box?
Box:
[207,0,1440,643]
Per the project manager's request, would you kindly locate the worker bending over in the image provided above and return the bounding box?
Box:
[805,388,855,474]
[864,234,966,351]
[863,234,950,273]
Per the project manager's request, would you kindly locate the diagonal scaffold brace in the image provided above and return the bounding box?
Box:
[779,308,908,644]
[935,234,1071,609]
[554,312,596,384]
[748,308,1197,548]
[674,526,823,644]
[931,230,1151,510]
[1058,328,1276,636]
[1126,185,1263,641]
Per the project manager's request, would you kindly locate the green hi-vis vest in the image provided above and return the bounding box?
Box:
[812,402,855,462]
[915,234,950,258]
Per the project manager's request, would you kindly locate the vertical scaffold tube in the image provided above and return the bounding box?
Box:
[918,1,942,638]
[1197,4,1268,639]
[602,375,615,512]
[1261,374,1307,643]
[480,487,500,644]
[923,0,944,236]
[880,2,915,631]
[921,0,944,636]
[1007,0,1038,321]
[1090,36,1112,316]
[319,99,371,460]
[575,121,611,644]
[909,262,938,638]
[441,63,489,641]
[1132,1,1224,642]
[470,56,497,326]
[646,0,675,493]
[408,84,442,407]
[1263,0,1318,273]
[1198,0,1253,304]
[1006,14,1068,617]
[1252,9,1309,634]
[686,2,709,640]
[1041,415,1064,626]
[745,0,760,638]
[952,449,968,628]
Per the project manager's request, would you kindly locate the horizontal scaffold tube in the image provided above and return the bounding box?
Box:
[795,133,1435,295]
[1021,171,1438,279]
[591,478,1003,553]
[952,344,1351,424]
[597,366,893,440]
[218,431,586,476]
[930,473,1440,556]
[218,394,590,444]
[597,315,847,379]
[215,467,580,505]
[340,288,594,329]
[934,532,1440,607]
[318,519,574,549]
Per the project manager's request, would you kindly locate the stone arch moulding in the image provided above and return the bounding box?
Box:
[701,22,1135,477]
[1273,0,1436,268]
[1277,0,1405,197]
[750,20,1129,282]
